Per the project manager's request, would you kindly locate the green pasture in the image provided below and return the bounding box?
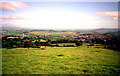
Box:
[35,32,76,36]
[48,38,62,41]
[2,45,120,74]
[57,43,76,46]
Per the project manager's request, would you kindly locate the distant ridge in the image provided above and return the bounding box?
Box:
[2,24,119,32]
[92,28,118,31]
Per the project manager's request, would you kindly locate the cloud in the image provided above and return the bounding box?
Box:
[0,1,30,11]
[1,15,25,20]
[97,11,118,20]
[0,19,3,22]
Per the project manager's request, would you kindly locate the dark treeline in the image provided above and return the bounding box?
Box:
[88,32,120,51]
[2,36,82,49]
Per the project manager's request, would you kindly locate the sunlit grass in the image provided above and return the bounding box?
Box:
[34,32,76,36]
[2,45,120,74]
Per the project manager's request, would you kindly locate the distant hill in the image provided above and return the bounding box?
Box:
[92,28,119,32]
[31,29,58,32]
[2,25,23,30]
[1,24,119,32]
[2,24,31,30]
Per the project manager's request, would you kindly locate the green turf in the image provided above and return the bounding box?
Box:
[2,45,120,74]
[35,32,76,36]
[57,43,76,46]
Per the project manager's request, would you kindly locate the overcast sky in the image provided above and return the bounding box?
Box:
[0,1,119,29]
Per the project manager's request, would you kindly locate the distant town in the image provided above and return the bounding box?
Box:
[1,29,120,51]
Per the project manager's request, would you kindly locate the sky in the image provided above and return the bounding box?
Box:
[0,1,119,30]
[1,0,120,2]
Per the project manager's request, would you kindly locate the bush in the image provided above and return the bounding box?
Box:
[24,40,34,49]
[90,43,94,46]
[75,41,83,46]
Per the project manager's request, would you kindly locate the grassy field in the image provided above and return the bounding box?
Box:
[57,43,76,46]
[2,45,120,74]
[33,32,76,36]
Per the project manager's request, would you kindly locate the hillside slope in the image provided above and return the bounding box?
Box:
[2,46,120,74]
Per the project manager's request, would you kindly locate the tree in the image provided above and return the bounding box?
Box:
[90,43,94,46]
[75,41,83,46]
[24,40,34,49]
[20,39,24,47]
[46,40,51,46]
[34,40,41,48]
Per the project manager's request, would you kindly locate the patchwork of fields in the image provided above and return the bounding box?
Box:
[30,32,76,36]
[2,44,120,74]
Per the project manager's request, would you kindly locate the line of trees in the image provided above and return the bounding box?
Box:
[102,37,120,51]
[2,38,83,49]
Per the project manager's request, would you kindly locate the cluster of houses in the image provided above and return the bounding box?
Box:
[1,30,120,50]
[2,32,116,43]
[37,34,108,42]
[2,29,120,44]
